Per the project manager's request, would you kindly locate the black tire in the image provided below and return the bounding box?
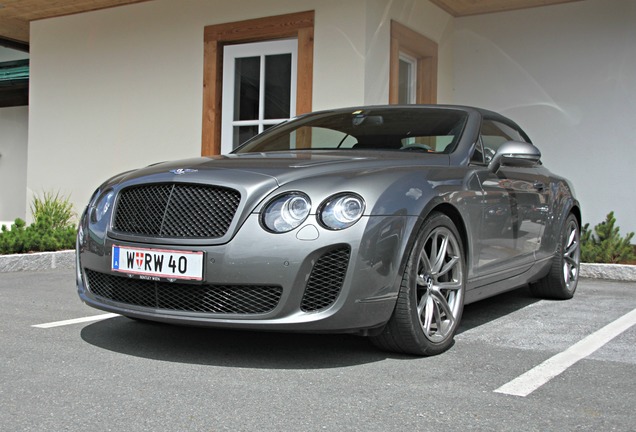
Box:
[530,213,580,300]
[370,212,466,356]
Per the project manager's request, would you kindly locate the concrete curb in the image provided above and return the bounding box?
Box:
[579,263,636,282]
[0,250,75,273]
[0,250,634,282]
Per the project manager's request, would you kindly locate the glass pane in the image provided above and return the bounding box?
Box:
[399,58,414,104]
[310,127,357,149]
[233,125,260,149]
[480,120,527,156]
[236,109,468,154]
[265,54,292,119]
[234,57,260,121]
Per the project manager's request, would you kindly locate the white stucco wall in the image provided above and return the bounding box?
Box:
[28,0,453,216]
[0,48,29,224]
[363,0,454,105]
[0,106,28,223]
[452,0,636,234]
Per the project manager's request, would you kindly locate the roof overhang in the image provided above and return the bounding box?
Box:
[0,0,586,45]
[429,0,584,17]
[0,0,153,44]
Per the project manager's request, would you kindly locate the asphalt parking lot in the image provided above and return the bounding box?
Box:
[1,268,635,431]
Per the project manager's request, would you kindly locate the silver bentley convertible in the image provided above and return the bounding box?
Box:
[76,105,581,356]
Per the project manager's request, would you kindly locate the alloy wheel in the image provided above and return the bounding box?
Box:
[562,218,580,290]
[415,226,464,343]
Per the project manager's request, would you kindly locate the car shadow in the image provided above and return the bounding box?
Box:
[80,286,540,368]
[80,318,397,369]
[457,285,541,334]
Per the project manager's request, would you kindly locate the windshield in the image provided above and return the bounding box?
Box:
[233,108,468,154]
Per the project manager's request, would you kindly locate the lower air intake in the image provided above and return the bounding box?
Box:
[85,269,282,314]
[300,247,351,312]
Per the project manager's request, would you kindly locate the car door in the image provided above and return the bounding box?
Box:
[472,119,549,278]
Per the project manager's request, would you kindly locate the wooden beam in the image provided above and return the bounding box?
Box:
[201,38,223,157]
[295,26,314,115]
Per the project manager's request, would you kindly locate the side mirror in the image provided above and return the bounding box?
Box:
[488,141,541,172]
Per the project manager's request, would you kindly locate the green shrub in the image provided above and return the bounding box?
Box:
[581,211,635,264]
[0,192,77,255]
[31,191,76,229]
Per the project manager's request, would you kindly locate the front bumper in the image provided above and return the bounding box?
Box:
[77,213,416,333]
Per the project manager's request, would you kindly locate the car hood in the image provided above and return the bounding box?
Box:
[98,151,461,246]
[112,151,451,188]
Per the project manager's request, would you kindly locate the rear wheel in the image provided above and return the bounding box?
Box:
[530,213,580,300]
[371,212,466,356]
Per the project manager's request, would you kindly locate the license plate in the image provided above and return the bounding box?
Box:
[112,245,204,281]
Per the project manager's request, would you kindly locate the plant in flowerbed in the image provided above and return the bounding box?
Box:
[581,211,635,265]
[0,192,77,255]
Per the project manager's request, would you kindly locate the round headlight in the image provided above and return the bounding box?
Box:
[319,193,365,230]
[91,190,115,223]
[262,193,311,233]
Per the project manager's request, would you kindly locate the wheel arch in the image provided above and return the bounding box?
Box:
[549,198,582,253]
[403,201,471,270]
[429,203,470,266]
[570,204,582,229]
[371,201,469,355]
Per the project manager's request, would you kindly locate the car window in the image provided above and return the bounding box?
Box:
[234,108,468,154]
[401,136,455,152]
[480,119,527,162]
[470,140,485,165]
[298,126,359,149]
[247,126,359,150]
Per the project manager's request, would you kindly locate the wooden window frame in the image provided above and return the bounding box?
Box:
[389,21,438,105]
[202,11,314,156]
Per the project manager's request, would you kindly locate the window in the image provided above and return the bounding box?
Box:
[234,108,467,154]
[475,119,528,164]
[481,120,527,149]
[398,53,417,104]
[0,59,29,107]
[390,21,438,105]
[202,11,314,156]
[221,40,297,153]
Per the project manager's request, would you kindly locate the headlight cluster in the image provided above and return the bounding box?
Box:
[262,192,365,233]
[319,194,365,230]
[262,193,311,233]
[90,190,115,223]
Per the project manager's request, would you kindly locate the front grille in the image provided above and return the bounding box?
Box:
[300,247,351,312]
[85,269,282,314]
[112,184,241,238]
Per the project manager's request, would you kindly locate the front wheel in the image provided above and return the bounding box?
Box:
[530,213,580,300]
[371,212,466,356]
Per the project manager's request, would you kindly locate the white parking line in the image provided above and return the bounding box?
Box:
[495,307,636,397]
[32,313,120,329]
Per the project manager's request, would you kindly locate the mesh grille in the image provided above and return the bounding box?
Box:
[300,247,351,312]
[113,184,241,238]
[85,270,282,314]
